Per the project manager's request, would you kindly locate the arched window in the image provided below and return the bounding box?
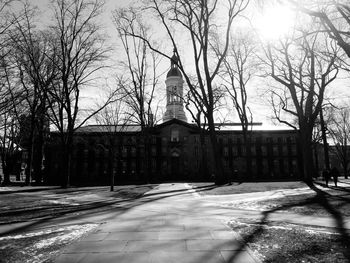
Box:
[171,129,179,142]
[169,85,180,103]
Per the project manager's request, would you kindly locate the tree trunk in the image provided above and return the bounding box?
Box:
[314,144,319,174]
[25,124,35,186]
[207,115,225,185]
[342,146,348,179]
[320,108,330,170]
[109,147,114,191]
[299,128,315,183]
[199,129,208,179]
[61,134,73,188]
[33,127,44,184]
[1,155,11,185]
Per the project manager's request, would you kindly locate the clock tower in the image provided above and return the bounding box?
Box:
[163,52,187,123]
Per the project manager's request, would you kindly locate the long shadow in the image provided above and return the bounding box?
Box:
[0,183,218,238]
[221,181,350,263]
[0,186,61,195]
[314,181,350,194]
[9,182,348,263]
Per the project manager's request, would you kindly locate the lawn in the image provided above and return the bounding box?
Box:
[229,219,349,263]
[0,185,155,224]
[0,185,156,263]
[192,181,350,262]
[191,181,307,195]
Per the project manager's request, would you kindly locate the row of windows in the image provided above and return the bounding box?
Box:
[193,145,297,157]
[76,143,298,159]
[192,136,296,144]
[74,157,298,175]
[76,134,297,149]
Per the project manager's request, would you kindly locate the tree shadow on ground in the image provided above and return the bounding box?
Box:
[0,183,219,238]
[4,182,349,262]
[221,181,350,263]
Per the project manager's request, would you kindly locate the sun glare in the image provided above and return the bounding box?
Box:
[255,5,296,40]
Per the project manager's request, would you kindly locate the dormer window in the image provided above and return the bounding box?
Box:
[171,129,179,142]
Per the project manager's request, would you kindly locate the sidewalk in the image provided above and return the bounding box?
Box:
[54,183,260,263]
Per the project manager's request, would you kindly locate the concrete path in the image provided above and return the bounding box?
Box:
[55,183,260,263]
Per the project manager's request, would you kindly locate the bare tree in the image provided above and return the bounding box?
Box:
[328,105,350,179]
[47,0,113,187]
[292,1,350,58]
[0,0,17,114]
[118,0,250,184]
[220,32,255,143]
[8,4,58,185]
[261,30,341,182]
[93,88,128,191]
[0,0,15,36]
[0,1,25,185]
[113,9,160,129]
[0,50,26,185]
[113,8,163,183]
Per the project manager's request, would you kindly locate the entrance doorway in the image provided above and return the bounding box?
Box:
[171,156,180,180]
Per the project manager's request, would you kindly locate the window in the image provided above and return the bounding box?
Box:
[169,85,181,103]
[171,129,179,142]
[232,146,238,156]
[242,146,246,156]
[273,145,278,155]
[122,147,128,157]
[131,136,136,144]
[194,146,199,157]
[282,146,288,155]
[151,146,157,156]
[223,147,229,157]
[251,146,256,156]
[131,147,136,157]
[223,159,228,167]
[162,146,167,155]
[152,159,157,169]
[131,161,136,170]
[152,136,157,144]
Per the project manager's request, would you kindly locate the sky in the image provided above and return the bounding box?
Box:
[13,0,350,130]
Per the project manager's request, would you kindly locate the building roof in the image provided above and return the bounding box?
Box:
[75,125,142,133]
[61,120,295,135]
[166,67,182,78]
[155,118,199,130]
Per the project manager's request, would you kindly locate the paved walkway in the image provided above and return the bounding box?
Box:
[54,183,260,263]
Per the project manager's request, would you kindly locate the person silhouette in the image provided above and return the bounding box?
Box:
[323,169,330,187]
[331,167,339,187]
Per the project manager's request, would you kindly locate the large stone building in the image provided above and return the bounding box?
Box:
[46,54,303,185]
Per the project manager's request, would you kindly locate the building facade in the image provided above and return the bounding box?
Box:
[45,54,303,185]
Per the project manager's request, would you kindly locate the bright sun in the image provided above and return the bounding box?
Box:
[255,5,296,40]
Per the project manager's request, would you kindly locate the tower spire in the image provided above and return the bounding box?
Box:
[163,51,187,123]
[171,48,178,68]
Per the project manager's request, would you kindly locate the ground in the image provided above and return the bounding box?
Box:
[0,180,349,263]
[0,185,154,263]
[191,179,350,262]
